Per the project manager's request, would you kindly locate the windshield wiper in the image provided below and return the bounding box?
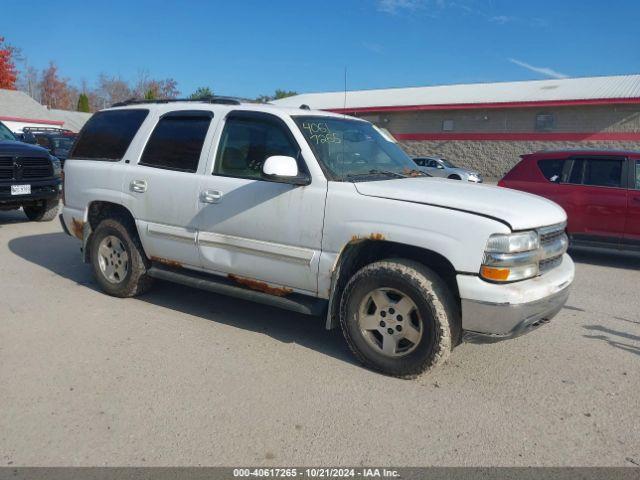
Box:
[346,169,407,180]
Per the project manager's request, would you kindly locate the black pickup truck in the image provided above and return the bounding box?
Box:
[0,121,62,221]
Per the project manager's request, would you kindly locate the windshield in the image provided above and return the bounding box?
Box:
[439,158,456,168]
[293,116,423,181]
[0,122,15,141]
[52,136,75,151]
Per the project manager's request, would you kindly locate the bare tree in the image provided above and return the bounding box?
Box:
[40,62,73,109]
[96,73,132,108]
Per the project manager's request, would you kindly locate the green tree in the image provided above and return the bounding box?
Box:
[144,88,156,100]
[273,89,297,100]
[77,92,90,112]
[190,86,214,100]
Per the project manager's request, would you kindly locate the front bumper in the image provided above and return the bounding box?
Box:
[0,178,62,205]
[458,254,574,342]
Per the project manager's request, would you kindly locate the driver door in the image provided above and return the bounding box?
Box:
[195,111,326,294]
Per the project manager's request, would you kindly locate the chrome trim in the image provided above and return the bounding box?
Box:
[483,250,538,267]
[461,285,571,339]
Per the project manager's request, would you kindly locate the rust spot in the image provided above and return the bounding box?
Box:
[228,274,293,297]
[71,218,84,240]
[150,256,183,269]
[350,233,386,242]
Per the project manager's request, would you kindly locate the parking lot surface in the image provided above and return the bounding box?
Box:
[1,210,639,467]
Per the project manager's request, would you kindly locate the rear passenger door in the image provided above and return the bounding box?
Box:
[624,158,640,249]
[560,156,628,245]
[122,110,215,269]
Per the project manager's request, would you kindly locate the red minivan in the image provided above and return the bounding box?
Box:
[499,150,640,252]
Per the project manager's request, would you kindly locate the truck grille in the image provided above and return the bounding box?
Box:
[537,223,568,274]
[0,156,53,181]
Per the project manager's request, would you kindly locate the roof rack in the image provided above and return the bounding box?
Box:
[111,96,243,107]
[22,127,76,135]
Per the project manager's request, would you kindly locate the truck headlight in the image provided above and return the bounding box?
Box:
[51,157,62,177]
[481,231,540,282]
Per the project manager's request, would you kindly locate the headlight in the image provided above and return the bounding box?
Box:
[467,173,481,182]
[51,157,62,176]
[481,231,540,282]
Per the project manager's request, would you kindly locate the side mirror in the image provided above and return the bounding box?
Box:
[262,156,310,186]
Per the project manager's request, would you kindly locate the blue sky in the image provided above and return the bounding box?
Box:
[2,0,639,98]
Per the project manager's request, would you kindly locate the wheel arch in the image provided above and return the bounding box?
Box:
[326,239,461,331]
[82,201,143,263]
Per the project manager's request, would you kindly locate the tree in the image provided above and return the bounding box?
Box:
[77,93,90,112]
[255,89,298,103]
[144,89,156,100]
[274,89,297,100]
[40,62,73,109]
[190,86,214,100]
[133,70,179,100]
[96,74,132,108]
[0,37,18,89]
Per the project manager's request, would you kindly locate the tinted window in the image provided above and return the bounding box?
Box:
[583,158,623,188]
[538,159,564,182]
[413,158,426,166]
[214,116,299,179]
[0,122,15,141]
[636,160,640,189]
[567,159,584,184]
[140,113,212,172]
[71,110,148,161]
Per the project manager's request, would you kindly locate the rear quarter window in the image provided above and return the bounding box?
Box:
[537,159,564,182]
[70,109,149,161]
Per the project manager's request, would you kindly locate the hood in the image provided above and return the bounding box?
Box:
[353,177,566,230]
[0,140,50,157]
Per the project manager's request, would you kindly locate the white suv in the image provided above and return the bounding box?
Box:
[60,98,574,377]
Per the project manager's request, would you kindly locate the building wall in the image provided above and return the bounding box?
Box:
[400,139,640,178]
[357,104,640,177]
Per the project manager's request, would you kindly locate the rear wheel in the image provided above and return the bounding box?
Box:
[90,216,153,297]
[23,198,59,222]
[339,259,458,378]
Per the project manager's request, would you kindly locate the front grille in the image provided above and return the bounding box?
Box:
[0,156,53,181]
[537,223,568,274]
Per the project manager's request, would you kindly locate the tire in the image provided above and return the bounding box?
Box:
[339,259,458,378]
[448,174,461,180]
[23,198,60,222]
[89,215,153,298]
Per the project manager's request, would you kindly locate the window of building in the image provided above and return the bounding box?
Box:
[442,119,455,132]
[537,159,564,182]
[71,109,149,161]
[535,113,555,132]
[214,115,300,180]
[140,111,213,172]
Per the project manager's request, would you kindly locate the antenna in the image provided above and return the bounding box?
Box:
[343,66,347,115]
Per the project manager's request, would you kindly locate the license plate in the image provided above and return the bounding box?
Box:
[11,185,31,195]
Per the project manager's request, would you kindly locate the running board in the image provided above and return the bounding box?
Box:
[147,265,327,316]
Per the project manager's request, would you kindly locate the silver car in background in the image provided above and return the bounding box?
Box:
[413,157,483,183]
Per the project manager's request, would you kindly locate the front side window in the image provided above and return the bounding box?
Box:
[537,159,564,182]
[293,116,421,181]
[214,115,299,180]
[71,109,149,161]
[140,112,212,173]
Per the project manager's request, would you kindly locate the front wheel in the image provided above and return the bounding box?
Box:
[23,198,59,222]
[339,259,458,378]
[447,174,461,180]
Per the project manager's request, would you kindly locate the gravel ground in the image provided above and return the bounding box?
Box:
[1,209,639,467]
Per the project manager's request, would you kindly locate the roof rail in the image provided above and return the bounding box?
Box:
[23,127,75,135]
[111,96,243,108]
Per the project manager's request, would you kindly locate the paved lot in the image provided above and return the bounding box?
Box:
[1,209,639,467]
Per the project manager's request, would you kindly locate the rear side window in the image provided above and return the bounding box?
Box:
[566,157,624,187]
[71,109,149,161]
[140,111,213,173]
[583,158,624,187]
[537,159,564,182]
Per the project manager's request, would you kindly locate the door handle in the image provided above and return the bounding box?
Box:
[130,180,147,193]
[200,189,222,204]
